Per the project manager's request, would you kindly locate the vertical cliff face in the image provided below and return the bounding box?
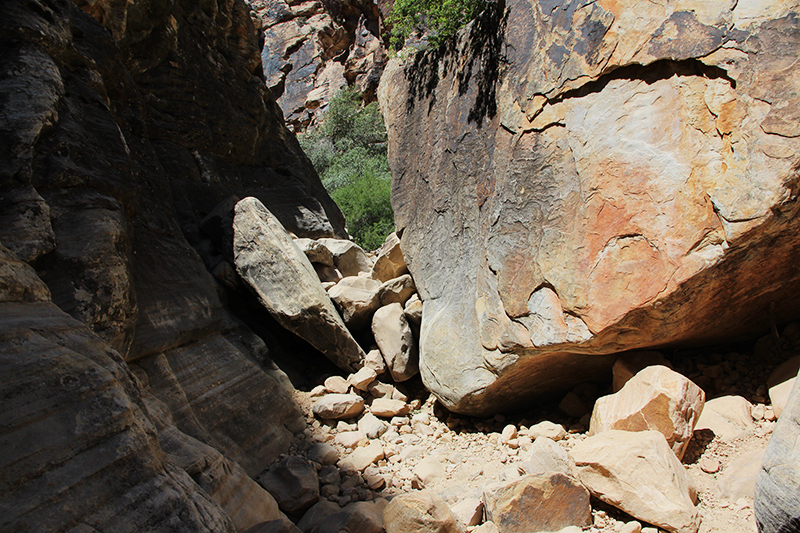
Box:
[249,0,389,131]
[379,0,800,415]
[0,0,343,529]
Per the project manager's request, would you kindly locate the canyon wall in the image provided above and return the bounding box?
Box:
[249,0,388,131]
[1,0,343,529]
[379,0,800,415]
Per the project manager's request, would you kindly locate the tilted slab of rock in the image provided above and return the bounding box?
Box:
[570,430,699,533]
[234,197,365,371]
[379,0,800,415]
[589,365,705,459]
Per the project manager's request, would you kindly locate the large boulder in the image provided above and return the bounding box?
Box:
[378,0,800,415]
[233,197,365,372]
[755,367,800,533]
[589,365,705,460]
[383,491,463,533]
[570,430,699,533]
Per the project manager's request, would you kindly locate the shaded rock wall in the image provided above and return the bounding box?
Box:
[379,0,800,415]
[0,0,342,529]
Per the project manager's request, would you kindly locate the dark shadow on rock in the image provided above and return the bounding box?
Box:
[404,0,508,125]
[682,428,715,465]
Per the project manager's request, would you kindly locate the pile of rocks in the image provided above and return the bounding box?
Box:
[300,231,422,384]
[240,326,800,533]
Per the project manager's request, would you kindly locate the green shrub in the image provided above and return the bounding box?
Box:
[299,87,394,251]
[331,171,394,251]
[386,0,487,49]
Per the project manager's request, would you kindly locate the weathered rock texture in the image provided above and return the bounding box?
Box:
[1,0,345,529]
[233,197,365,371]
[755,368,800,533]
[379,0,800,415]
[250,0,388,131]
[589,365,705,460]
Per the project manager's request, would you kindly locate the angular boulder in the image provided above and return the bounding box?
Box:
[383,491,463,533]
[377,274,416,306]
[570,430,699,533]
[483,473,591,533]
[767,356,800,418]
[295,238,335,266]
[328,282,381,331]
[589,365,705,459]
[612,351,672,392]
[695,395,755,441]
[233,197,365,371]
[317,238,373,278]
[312,394,365,420]
[258,456,320,517]
[519,436,571,477]
[370,232,408,282]
[372,303,419,382]
[379,0,800,415]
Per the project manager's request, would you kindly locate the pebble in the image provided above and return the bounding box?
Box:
[700,456,720,474]
[619,521,642,533]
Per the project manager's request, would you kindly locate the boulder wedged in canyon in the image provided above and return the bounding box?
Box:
[233,197,366,372]
[379,0,800,415]
[1,0,344,529]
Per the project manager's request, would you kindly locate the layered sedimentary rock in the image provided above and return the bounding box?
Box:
[1,0,342,529]
[379,0,800,415]
[0,261,237,532]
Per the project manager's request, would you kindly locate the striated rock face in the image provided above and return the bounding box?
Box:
[1,0,344,529]
[755,366,800,533]
[0,291,236,532]
[379,0,800,415]
[249,0,388,131]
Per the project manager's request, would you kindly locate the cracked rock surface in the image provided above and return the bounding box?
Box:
[378,0,800,416]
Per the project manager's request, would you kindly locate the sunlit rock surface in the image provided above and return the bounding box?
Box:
[379,0,800,415]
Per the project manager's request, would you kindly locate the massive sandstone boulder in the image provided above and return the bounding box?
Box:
[378,0,800,415]
[1,0,343,529]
